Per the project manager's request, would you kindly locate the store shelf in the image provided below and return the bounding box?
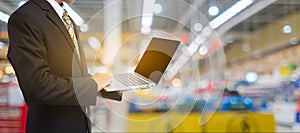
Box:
[127,112,275,132]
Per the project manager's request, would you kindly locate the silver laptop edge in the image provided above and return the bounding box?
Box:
[105,73,156,92]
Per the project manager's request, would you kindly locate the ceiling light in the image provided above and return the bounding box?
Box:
[283,24,292,34]
[290,37,298,45]
[195,35,205,44]
[141,26,151,35]
[141,14,153,34]
[193,23,203,32]
[0,11,9,23]
[0,42,5,49]
[198,46,208,55]
[80,24,89,32]
[225,35,234,43]
[153,3,163,14]
[253,50,261,58]
[188,41,201,54]
[141,0,156,27]
[245,71,258,83]
[202,26,213,37]
[141,0,154,34]
[172,78,181,87]
[140,0,163,34]
[141,14,153,27]
[208,5,219,16]
[242,43,250,52]
[88,36,100,50]
[5,65,14,74]
[209,0,253,29]
[0,70,3,80]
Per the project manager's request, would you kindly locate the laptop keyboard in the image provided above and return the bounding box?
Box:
[113,73,150,86]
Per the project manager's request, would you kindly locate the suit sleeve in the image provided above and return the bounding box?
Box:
[7,13,98,106]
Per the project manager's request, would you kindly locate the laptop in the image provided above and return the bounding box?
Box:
[104,37,180,92]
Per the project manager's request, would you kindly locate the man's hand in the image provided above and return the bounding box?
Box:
[92,73,112,92]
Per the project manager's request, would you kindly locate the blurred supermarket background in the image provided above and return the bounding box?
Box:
[1,0,300,132]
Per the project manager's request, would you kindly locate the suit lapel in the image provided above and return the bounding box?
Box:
[46,8,84,71]
[31,0,83,70]
[46,7,75,52]
[73,24,86,74]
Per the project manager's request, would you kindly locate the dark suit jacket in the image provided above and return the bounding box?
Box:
[7,0,121,132]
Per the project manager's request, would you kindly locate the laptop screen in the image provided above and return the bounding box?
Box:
[134,37,180,83]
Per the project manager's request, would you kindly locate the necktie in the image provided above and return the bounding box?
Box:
[62,9,81,61]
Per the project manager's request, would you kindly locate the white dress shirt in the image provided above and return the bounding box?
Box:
[47,0,64,22]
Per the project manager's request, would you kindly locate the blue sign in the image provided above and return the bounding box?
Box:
[295,79,300,88]
[296,112,300,123]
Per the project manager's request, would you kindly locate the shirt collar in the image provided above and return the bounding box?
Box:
[47,0,64,21]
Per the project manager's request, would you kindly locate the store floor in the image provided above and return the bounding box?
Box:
[277,125,293,132]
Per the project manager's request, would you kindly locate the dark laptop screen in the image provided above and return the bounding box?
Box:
[134,37,180,83]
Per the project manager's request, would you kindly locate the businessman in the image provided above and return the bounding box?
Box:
[7,0,122,132]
